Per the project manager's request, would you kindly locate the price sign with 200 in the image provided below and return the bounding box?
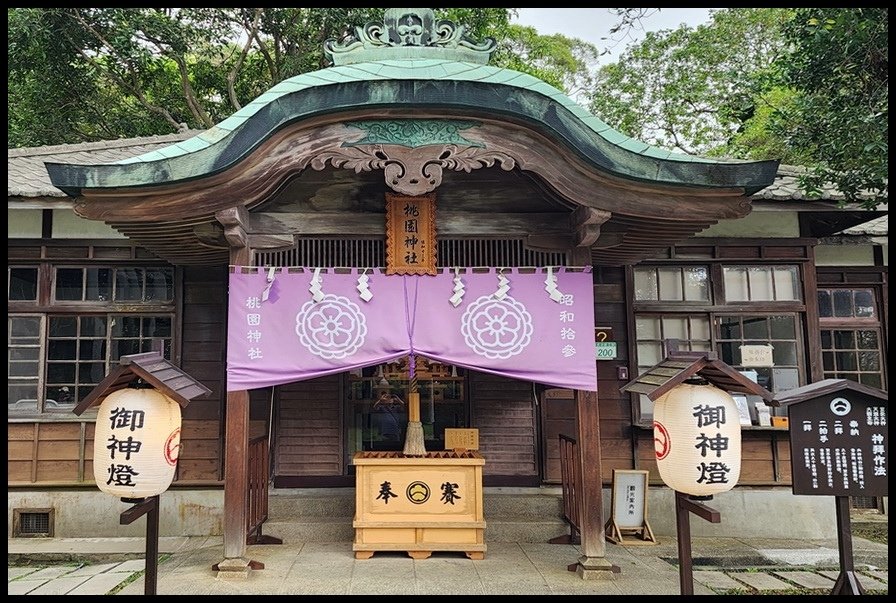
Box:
[595,341,617,360]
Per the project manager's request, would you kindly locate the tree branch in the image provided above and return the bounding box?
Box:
[139,30,215,129]
[67,10,183,131]
[227,8,263,111]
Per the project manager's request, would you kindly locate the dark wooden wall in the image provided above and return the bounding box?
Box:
[592,267,635,482]
[176,265,228,483]
[273,375,343,485]
[469,371,539,485]
[540,389,575,484]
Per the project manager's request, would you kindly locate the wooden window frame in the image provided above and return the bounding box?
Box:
[7,262,178,419]
[627,257,813,425]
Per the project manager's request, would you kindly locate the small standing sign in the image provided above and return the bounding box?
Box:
[445,428,479,451]
[604,469,657,545]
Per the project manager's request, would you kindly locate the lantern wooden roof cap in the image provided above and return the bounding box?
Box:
[73,352,211,416]
[772,378,888,407]
[621,350,775,404]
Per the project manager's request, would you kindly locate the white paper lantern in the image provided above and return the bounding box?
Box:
[93,388,182,498]
[653,382,741,496]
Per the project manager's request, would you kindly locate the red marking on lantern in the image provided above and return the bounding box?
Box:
[653,421,670,460]
[164,428,181,466]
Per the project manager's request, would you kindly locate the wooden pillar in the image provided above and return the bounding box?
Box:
[570,245,617,579]
[573,388,617,579]
[214,207,257,578]
[223,389,250,560]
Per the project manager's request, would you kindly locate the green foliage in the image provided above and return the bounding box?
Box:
[6,7,667,150]
[589,8,795,158]
[773,8,888,209]
[494,25,600,97]
[7,8,523,147]
[588,7,887,209]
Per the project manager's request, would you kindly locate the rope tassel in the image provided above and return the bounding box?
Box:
[403,353,426,457]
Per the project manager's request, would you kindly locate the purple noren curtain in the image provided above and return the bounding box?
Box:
[227,267,596,391]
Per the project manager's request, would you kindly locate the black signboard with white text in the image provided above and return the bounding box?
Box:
[784,385,888,497]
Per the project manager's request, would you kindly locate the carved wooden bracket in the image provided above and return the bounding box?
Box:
[216,206,250,249]
[310,143,516,196]
[570,206,611,247]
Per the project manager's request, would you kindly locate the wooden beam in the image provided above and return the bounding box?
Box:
[215,205,249,230]
[590,233,625,249]
[247,234,295,250]
[216,206,251,249]
[524,234,574,251]
[222,226,248,250]
[249,211,570,237]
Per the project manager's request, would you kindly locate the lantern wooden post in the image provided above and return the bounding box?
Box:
[120,496,161,596]
[675,492,720,596]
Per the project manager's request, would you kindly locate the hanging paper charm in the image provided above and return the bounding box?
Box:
[357,269,373,302]
[544,267,564,302]
[309,267,325,302]
[449,267,466,307]
[493,269,510,300]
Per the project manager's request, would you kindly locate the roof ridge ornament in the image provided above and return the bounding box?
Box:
[325,8,497,66]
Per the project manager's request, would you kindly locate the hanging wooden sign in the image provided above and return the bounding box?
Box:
[386,192,437,275]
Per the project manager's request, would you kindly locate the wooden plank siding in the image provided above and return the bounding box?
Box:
[8,423,39,483]
[177,265,229,482]
[635,429,793,486]
[273,375,343,478]
[540,389,575,484]
[593,270,637,483]
[469,371,538,483]
[7,419,218,486]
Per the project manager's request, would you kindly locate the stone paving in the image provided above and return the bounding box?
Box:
[772,570,837,589]
[7,535,888,596]
[819,569,889,592]
[7,562,138,596]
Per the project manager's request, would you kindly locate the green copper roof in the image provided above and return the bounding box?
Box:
[46,12,777,196]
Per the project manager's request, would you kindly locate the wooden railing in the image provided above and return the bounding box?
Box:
[246,435,281,545]
[549,433,581,545]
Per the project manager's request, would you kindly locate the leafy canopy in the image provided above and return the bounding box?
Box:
[587,7,887,209]
[773,8,888,208]
[8,8,658,149]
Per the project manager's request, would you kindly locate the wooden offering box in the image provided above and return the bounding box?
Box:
[352,450,486,560]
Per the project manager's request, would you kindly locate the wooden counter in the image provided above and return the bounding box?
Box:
[352,450,486,560]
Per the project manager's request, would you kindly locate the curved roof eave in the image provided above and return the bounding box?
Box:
[45,59,778,196]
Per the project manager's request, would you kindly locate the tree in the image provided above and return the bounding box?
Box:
[8,8,660,148]
[587,8,887,209]
[8,8,519,147]
[8,8,389,146]
[588,8,796,158]
[773,8,888,209]
[495,25,600,100]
